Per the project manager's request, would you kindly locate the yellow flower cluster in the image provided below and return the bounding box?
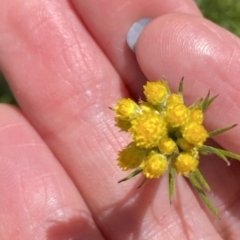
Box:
[112,78,240,217]
[113,79,208,178]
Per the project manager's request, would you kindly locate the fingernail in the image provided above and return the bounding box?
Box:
[126,18,152,52]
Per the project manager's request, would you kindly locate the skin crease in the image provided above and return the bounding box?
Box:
[0,0,239,240]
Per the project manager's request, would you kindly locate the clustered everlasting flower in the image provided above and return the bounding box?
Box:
[112,78,240,217]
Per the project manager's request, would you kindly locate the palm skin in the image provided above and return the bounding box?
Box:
[0,0,240,239]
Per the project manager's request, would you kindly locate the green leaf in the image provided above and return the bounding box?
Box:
[137,177,148,188]
[194,168,211,191]
[201,92,218,112]
[188,175,219,217]
[201,91,210,110]
[199,145,240,164]
[208,124,237,137]
[199,145,230,165]
[189,97,203,109]
[118,168,143,183]
[168,167,175,203]
[178,77,184,95]
[215,148,240,161]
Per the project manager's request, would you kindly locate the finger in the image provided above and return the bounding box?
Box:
[0,104,104,239]
[134,13,240,154]
[71,0,201,97]
[0,1,223,239]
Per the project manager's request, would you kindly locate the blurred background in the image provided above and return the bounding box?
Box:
[0,0,240,104]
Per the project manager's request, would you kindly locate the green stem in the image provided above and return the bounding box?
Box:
[194,168,211,191]
[188,175,219,217]
[118,168,143,183]
[168,167,175,203]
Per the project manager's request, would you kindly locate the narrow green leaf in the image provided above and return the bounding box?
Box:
[189,175,219,217]
[178,77,184,95]
[169,167,175,203]
[137,177,148,188]
[209,124,237,137]
[202,92,218,112]
[216,149,240,161]
[194,168,211,191]
[201,91,210,111]
[189,98,203,109]
[118,168,143,183]
[199,145,230,165]
[200,145,240,163]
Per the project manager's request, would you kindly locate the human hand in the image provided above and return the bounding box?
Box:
[0,0,240,239]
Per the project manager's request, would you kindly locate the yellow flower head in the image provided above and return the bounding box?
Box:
[166,104,190,128]
[113,98,139,120]
[166,93,183,107]
[158,137,176,155]
[143,80,169,105]
[182,122,208,147]
[176,137,194,152]
[173,152,199,175]
[189,108,204,124]
[117,143,146,170]
[142,151,168,178]
[130,110,167,148]
[115,118,131,132]
[139,101,156,113]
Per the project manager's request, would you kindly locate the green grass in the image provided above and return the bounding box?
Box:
[195,0,240,37]
[0,71,16,104]
[0,0,240,104]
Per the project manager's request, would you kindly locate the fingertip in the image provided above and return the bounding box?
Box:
[134,13,240,86]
